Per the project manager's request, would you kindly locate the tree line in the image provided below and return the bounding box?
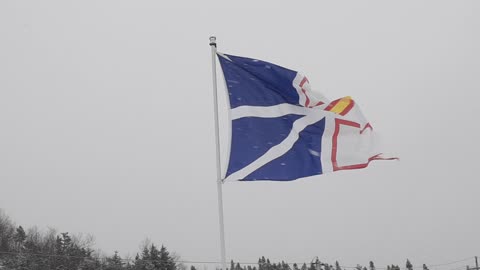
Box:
[0,209,434,270]
[225,257,431,270]
[0,209,177,270]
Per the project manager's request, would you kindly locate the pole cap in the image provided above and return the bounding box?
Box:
[209,36,217,47]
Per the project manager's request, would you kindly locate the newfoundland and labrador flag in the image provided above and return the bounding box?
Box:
[217,52,397,182]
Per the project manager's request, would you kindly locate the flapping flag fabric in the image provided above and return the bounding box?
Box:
[217,53,396,182]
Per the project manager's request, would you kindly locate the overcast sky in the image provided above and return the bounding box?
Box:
[1,0,479,269]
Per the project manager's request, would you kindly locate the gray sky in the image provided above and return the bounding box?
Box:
[1,0,479,268]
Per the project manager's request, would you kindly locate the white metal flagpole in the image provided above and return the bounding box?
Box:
[209,36,227,270]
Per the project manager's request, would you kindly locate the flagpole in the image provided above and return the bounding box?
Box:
[209,36,227,270]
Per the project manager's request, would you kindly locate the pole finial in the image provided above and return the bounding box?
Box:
[209,36,217,47]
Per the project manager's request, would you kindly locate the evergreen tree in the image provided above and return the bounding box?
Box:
[312,258,321,270]
[159,245,176,270]
[267,259,272,270]
[422,264,429,270]
[259,257,267,270]
[106,251,124,270]
[150,244,162,268]
[13,226,26,251]
[369,261,375,270]
[0,210,15,252]
[134,244,155,270]
[406,260,413,270]
[133,253,140,268]
[335,261,342,270]
[142,245,151,261]
[391,265,400,270]
[134,252,147,270]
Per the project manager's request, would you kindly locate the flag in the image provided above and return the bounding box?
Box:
[217,53,397,182]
